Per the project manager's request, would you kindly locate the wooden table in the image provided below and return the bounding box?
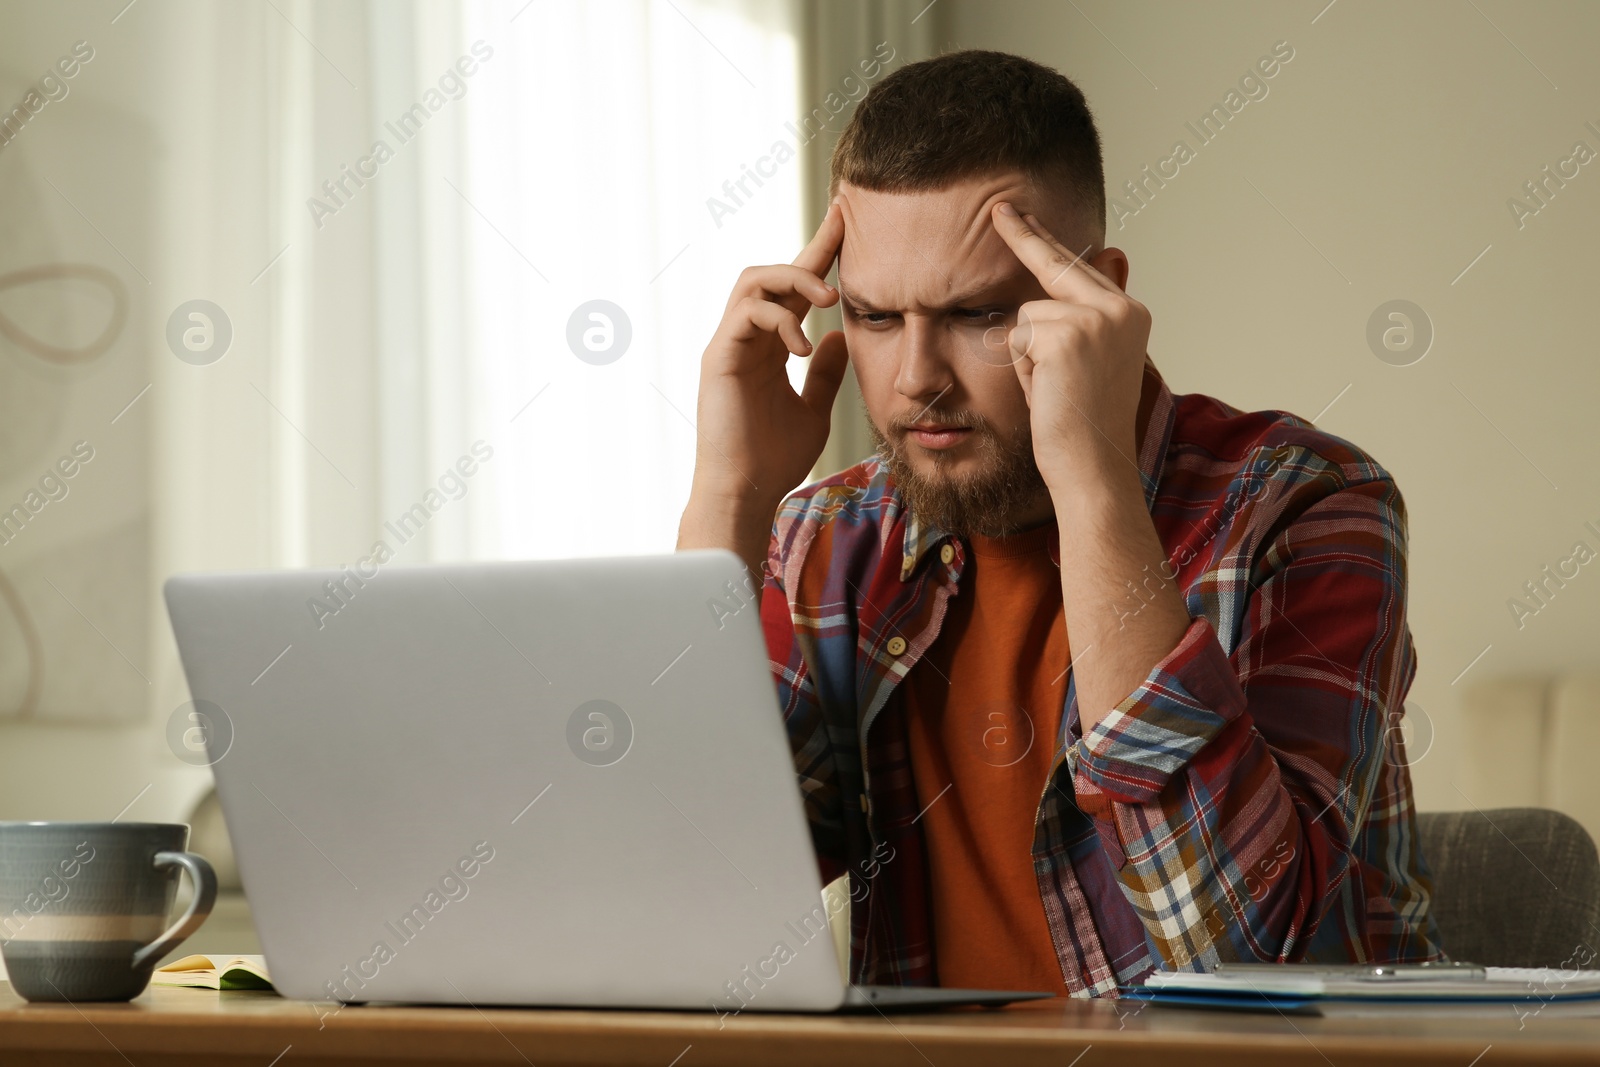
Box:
[5,980,1600,1066]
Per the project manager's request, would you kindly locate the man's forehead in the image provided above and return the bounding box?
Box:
[841,182,1015,247]
[836,172,1035,212]
[834,175,1045,308]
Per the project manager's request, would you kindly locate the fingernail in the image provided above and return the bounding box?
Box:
[997,202,1019,217]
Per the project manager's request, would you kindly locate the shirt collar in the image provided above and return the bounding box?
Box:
[898,358,1176,582]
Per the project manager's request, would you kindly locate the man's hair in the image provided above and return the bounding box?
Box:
[829,49,1106,237]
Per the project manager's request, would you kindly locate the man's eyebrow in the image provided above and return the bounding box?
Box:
[836,279,1017,313]
[836,283,886,312]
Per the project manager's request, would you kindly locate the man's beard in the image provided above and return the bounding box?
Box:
[866,404,1052,540]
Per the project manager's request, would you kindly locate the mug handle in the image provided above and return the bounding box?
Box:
[131,851,219,971]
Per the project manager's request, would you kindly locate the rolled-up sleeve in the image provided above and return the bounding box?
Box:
[1076,614,1247,804]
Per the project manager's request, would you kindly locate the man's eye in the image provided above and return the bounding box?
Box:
[954,307,1007,324]
[862,312,893,325]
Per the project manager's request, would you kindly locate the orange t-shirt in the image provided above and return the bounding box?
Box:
[902,520,1071,994]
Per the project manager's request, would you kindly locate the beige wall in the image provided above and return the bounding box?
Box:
[940,0,1600,810]
[0,0,381,824]
[0,2,205,824]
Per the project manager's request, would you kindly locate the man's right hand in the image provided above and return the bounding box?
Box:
[677,198,849,579]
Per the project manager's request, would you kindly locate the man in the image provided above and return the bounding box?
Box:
[677,49,1441,997]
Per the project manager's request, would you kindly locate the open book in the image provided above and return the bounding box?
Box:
[152,954,274,991]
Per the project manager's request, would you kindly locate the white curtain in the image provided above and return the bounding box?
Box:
[374,0,806,563]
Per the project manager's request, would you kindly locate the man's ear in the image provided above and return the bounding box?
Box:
[1090,246,1130,292]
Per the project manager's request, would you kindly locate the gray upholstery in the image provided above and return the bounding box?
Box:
[1417,808,1600,967]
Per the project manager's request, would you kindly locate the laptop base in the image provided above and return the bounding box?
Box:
[838,986,1055,1011]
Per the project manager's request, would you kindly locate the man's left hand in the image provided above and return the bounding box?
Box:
[990,202,1151,491]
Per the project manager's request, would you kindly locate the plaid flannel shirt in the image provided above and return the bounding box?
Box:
[759,362,1443,996]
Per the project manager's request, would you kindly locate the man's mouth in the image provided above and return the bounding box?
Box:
[903,423,973,450]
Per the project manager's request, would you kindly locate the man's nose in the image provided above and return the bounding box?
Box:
[893,317,957,407]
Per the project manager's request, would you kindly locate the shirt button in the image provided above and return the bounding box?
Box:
[939,544,955,565]
[859,793,869,813]
[886,635,908,656]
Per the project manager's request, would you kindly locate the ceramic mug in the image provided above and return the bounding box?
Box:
[0,822,217,1002]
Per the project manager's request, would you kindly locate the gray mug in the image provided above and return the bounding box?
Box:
[0,822,217,1002]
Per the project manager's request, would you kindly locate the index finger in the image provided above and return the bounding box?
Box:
[990,202,1117,308]
[792,197,844,280]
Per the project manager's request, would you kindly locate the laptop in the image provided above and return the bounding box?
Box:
[164,550,1051,1013]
